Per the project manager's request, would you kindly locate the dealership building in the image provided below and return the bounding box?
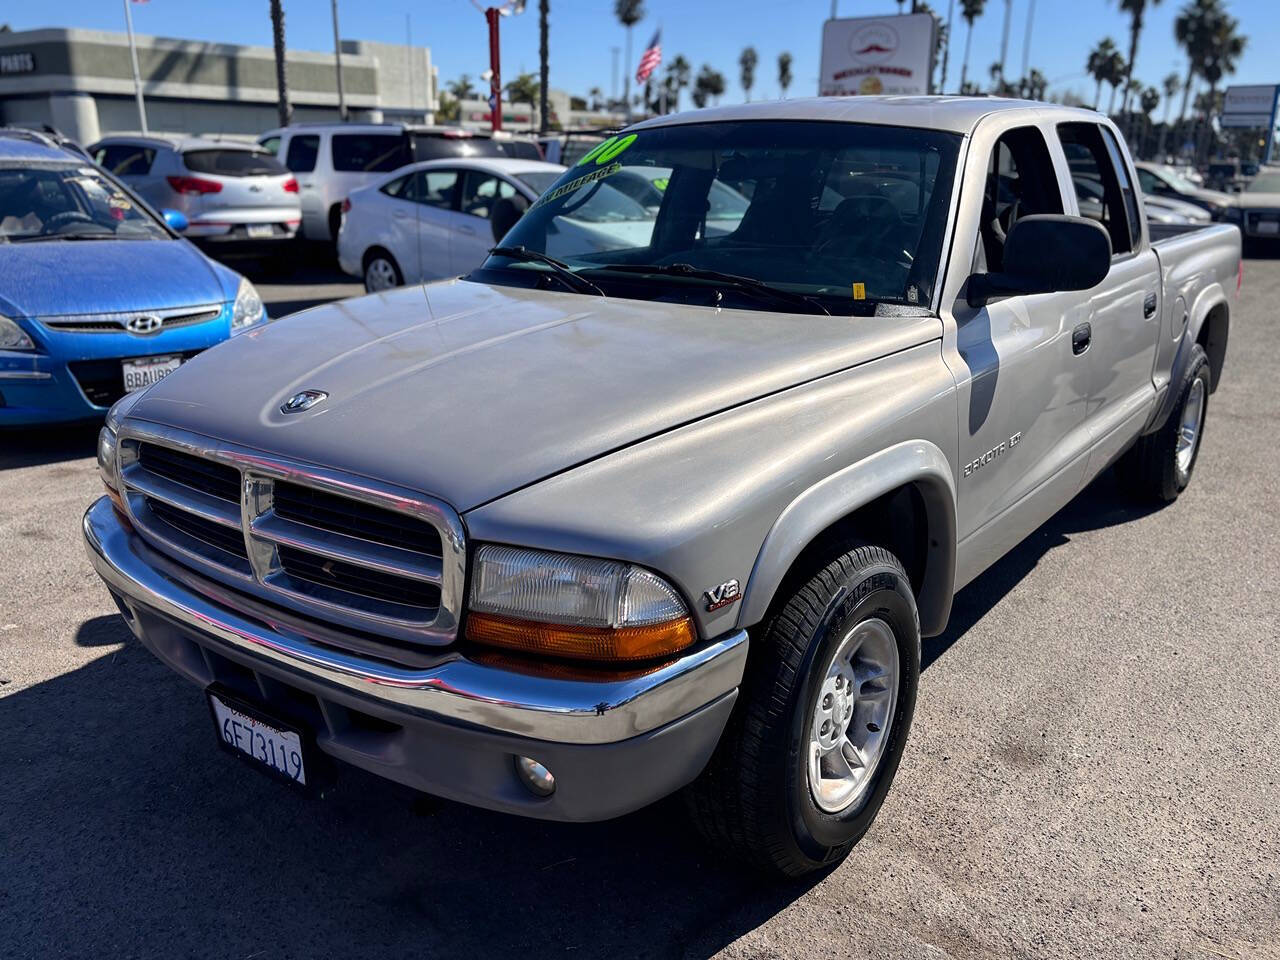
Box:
[0,27,438,144]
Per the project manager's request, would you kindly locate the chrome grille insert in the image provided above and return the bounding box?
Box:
[117,423,465,648]
[41,305,223,335]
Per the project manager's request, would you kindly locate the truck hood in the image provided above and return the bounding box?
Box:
[0,239,228,318]
[127,279,941,511]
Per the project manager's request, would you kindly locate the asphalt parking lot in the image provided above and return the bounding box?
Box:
[2,252,1278,960]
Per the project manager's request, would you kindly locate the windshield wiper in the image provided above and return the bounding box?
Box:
[581,263,830,315]
[13,232,116,243]
[488,245,605,297]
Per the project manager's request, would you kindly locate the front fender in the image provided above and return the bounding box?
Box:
[737,440,957,637]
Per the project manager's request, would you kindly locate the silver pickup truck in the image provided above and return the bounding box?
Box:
[85,97,1239,876]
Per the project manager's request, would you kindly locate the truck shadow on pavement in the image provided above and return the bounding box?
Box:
[1,471,1156,960]
[0,423,99,470]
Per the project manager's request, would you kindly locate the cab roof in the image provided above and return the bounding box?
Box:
[631,96,1103,137]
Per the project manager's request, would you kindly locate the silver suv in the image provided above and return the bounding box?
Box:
[89,136,301,249]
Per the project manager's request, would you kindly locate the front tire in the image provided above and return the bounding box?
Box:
[686,544,920,877]
[1117,343,1210,502]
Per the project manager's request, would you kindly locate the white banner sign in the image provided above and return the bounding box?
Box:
[1221,84,1278,128]
[820,13,936,97]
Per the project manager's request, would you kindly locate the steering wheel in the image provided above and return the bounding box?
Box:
[813,196,903,261]
[40,211,97,235]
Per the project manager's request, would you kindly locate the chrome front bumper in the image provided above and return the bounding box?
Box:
[83,497,747,819]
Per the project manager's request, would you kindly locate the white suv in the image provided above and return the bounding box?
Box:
[257,124,504,242]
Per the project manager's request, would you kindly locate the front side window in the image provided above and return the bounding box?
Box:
[0,164,169,241]
[331,134,411,173]
[477,120,961,314]
[284,135,319,173]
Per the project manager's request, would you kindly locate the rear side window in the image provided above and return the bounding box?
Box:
[413,170,460,209]
[95,144,155,176]
[258,136,281,155]
[183,149,287,177]
[332,134,411,172]
[1057,123,1135,256]
[411,134,504,162]
[380,174,414,199]
[285,135,320,173]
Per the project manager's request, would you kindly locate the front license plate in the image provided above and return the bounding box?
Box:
[121,355,181,393]
[208,690,307,785]
[1256,221,1279,235]
[246,223,274,238]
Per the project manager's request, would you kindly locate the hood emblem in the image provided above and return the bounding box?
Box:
[281,389,328,414]
[126,314,163,335]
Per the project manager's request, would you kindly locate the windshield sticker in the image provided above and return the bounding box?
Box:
[530,162,622,211]
[576,133,637,166]
[651,177,669,192]
[852,282,866,300]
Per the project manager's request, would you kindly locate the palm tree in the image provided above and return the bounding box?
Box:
[663,55,690,112]
[588,86,603,111]
[739,47,758,102]
[777,52,793,99]
[1174,0,1216,143]
[1086,38,1120,110]
[538,0,550,133]
[1196,7,1246,160]
[1156,71,1181,155]
[693,64,725,108]
[958,0,986,94]
[1104,50,1127,115]
[1175,0,1245,160]
[269,0,292,128]
[614,0,645,120]
[448,75,477,101]
[1114,0,1164,119]
[504,72,539,131]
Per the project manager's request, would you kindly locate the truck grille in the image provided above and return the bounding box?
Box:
[116,425,466,651]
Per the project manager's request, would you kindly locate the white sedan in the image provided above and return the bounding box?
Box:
[336,157,667,292]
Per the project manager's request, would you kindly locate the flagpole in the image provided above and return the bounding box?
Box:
[122,0,148,134]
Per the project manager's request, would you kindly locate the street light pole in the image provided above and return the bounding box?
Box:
[486,7,503,132]
[121,0,148,134]
[331,0,347,121]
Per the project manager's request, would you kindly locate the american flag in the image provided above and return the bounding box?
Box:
[635,29,662,85]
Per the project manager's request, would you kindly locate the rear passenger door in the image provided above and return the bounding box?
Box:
[1057,122,1161,483]
[446,171,521,274]
[411,168,462,280]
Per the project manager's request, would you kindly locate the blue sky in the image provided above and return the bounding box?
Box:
[9,0,1275,113]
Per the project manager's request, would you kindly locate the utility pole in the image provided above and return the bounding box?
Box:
[998,0,1012,90]
[121,0,148,134]
[1020,0,1036,88]
[940,0,954,93]
[331,0,347,121]
[406,14,415,121]
[486,7,503,132]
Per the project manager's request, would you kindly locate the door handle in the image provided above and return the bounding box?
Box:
[1143,292,1158,318]
[1072,322,1092,355]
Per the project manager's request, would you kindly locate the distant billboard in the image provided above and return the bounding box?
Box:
[1221,84,1279,128]
[819,13,936,97]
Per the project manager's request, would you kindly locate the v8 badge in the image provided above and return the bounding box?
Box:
[704,578,741,612]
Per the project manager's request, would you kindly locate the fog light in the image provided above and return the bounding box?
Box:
[514,755,555,797]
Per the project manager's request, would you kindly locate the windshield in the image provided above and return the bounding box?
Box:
[477,120,960,312]
[183,149,287,177]
[1247,173,1280,193]
[0,164,169,242]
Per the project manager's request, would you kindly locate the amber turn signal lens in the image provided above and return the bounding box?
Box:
[466,612,696,662]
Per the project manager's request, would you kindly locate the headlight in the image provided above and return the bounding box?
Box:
[97,424,119,492]
[465,545,696,662]
[231,276,266,333]
[0,315,34,351]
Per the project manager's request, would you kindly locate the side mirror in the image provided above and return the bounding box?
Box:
[161,208,189,232]
[967,215,1111,308]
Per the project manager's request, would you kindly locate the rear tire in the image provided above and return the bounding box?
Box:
[685,544,920,877]
[363,251,403,293]
[1117,343,1210,503]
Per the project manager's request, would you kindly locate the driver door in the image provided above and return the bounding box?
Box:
[946,123,1093,586]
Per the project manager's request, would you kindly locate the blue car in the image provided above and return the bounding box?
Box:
[0,130,268,427]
